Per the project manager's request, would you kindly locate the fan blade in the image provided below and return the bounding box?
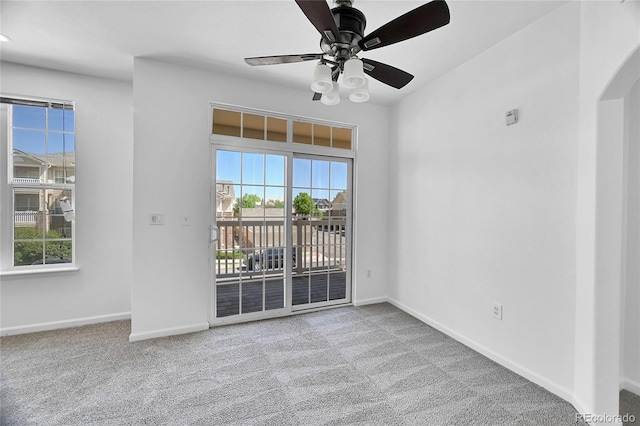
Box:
[295,0,340,43]
[245,54,324,66]
[359,0,450,51]
[362,59,414,89]
[312,92,322,101]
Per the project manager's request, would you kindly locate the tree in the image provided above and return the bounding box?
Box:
[293,192,321,217]
[233,193,262,216]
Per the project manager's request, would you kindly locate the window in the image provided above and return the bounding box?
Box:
[2,97,76,269]
[211,107,352,149]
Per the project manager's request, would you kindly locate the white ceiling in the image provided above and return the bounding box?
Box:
[0,0,567,105]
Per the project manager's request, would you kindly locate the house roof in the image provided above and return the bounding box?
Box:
[13,150,75,168]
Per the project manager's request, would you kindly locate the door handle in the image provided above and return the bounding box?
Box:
[211,226,219,243]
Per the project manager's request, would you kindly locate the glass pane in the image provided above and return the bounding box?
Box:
[292,158,310,187]
[242,281,263,314]
[13,129,46,156]
[330,190,348,214]
[217,283,240,317]
[240,185,264,218]
[314,124,331,147]
[47,132,74,154]
[329,271,347,300]
[312,160,329,189]
[213,109,241,137]
[14,241,44,266]
[49,108,75,132]
[14,188,43,228]
[332,127,352,150]
[265,279,284,310]
[13,105,45,129]
[243,113,264,140]
[311,189,330,201]
[217,150,241,183]
[242,153,264,185]
[292,121,312,145]
[292,275,309,305]
[265,186,285,211]
[310,273,328,303]
[267,117,287,142]
[44,240,72,263]
[14,226,43,240]
[330,162,347,190]
[265,155,284,186]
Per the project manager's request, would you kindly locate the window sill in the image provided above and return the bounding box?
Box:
[0,266,79,277]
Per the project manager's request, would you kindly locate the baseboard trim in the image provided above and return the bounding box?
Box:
[353,296,390,306]
[621,377,640,394]
[387,297,576,406]
[129,322,209,342]
[1,312,131,337]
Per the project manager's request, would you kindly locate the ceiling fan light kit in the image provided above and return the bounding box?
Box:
[349,78,370,103]
[311,63,334,93]
[321,82,341,105]
[342,58,366,89]
[245,0,450,105]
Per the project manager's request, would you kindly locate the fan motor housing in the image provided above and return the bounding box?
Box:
[320,5,366,58]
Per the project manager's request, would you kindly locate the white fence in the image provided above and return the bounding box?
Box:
[14,211,39,225]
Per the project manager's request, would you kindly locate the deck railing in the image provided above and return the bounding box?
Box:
[14,211,39,225]
[215,217,346,278]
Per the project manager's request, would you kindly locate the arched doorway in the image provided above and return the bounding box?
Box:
[594,46,639,417]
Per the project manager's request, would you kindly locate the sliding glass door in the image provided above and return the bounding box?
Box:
[291,156,351,310]
[210,148,352,324]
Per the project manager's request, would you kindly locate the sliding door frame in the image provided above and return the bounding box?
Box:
[208,103,356,326]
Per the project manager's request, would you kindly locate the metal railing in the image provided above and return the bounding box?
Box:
[214,217,347,278]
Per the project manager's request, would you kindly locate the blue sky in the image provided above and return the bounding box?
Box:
[217,150,348,202]
[12,105,75,155]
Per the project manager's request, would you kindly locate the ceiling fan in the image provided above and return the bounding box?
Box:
[244,0,450,105]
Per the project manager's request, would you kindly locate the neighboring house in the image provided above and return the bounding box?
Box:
[312,198,331,214]
[331,191,347,216]
[216,180,236,217]
[13,149,75,232]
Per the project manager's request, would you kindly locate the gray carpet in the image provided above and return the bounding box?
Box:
[1,303,586,425]
[621,390,640,426]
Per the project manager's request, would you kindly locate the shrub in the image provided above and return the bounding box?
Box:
[14,227,72,265]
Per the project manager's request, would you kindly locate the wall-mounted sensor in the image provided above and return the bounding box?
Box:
[506,109,518,126]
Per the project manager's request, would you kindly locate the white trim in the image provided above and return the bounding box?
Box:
[1,266,79,276]
[128,322,209,342]
[387,297,577,406]
[353,296,389,306]
[0,312,131,336]
[621,377,640,394]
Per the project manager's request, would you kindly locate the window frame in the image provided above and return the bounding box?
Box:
[1,96,77,274]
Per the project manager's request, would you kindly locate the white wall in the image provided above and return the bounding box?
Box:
[388,2,580,401]
[131,58,390,340]
[622,79,640,394]
[0,63,133,333]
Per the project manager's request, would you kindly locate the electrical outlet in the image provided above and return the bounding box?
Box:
[492,303,503,320]
[181,215,191,226]
[366,270,371,278]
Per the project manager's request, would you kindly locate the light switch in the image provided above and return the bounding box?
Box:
[150,213,164,225]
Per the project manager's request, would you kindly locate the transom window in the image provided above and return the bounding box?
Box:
[212,107,353,150]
